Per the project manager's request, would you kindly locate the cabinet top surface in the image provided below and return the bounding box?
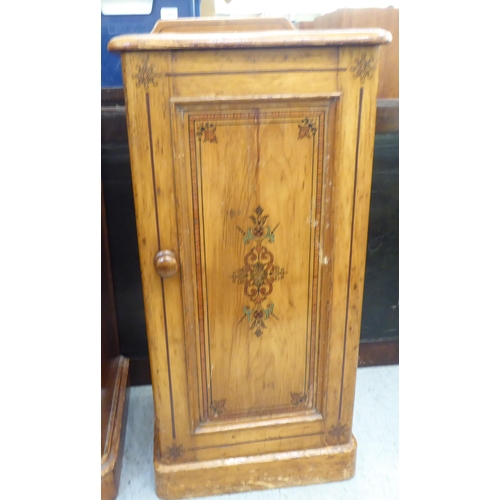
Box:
[108,28,392,52]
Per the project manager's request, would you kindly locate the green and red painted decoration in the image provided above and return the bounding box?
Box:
[233,206,286,338]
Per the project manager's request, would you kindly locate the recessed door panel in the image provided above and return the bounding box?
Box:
[171,98,337,430]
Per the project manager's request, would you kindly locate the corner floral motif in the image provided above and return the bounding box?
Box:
[209,399,226,417]
[133,56,162,90]
[350,53,376,84]
[298,119,317,140]
[196,123,218,143]
[233,206,285,338]
[328,422,350,443]
[167,444,184,460]
[290,392,307,406]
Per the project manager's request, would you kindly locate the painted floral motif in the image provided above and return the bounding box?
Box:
[167,444,184,460]
[290,392,308,406]
[133,56,161,90]
[196,123,218,143]
[298,118,317,140]
[233,206,285,338]
[209,399,226,417]
[350,53,376,84]
[328,422,350,443]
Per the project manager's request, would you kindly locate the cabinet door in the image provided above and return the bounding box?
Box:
[162,96,348,459]
[120,46,379,466]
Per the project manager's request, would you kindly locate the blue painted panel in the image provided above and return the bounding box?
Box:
[102,0,200,88]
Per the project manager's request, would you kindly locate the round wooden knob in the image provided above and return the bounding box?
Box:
[154,250,178,278]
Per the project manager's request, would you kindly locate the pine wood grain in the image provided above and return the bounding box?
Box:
[154,438,357,499]
[108,29,391,52]
[152,17,295,34]
[111,21,389,498]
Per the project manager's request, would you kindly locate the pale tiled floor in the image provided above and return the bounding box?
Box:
[117,365,398,500]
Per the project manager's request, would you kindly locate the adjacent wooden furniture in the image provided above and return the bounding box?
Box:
[109,18,391,498]
[101,188,129,500]
[304,7,399,99]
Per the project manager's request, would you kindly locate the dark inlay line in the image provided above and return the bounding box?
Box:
[199,138,214,408]
[304,129,314,392]
[191,111,308,421]
[338,87,364,421]
[190,121,209,420]
[190,109,329,419]
[146,92,176,439]
[186,110,327,125]
[188,431,324,451]
[164,68,348,78]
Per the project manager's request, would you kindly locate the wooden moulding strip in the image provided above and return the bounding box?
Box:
[101,356,130,500]
[108,29,392,52]
[151,17,296,34]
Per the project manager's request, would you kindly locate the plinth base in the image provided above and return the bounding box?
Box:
[154,436,357,499]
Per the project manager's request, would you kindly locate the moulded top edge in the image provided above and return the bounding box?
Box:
[107,29,392,52]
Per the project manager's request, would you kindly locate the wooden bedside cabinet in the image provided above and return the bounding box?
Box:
[109,18,391,499]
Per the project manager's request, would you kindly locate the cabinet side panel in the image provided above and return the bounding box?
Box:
[324,46,381,446]
[337,47,380,426]
[121,52,194,459]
